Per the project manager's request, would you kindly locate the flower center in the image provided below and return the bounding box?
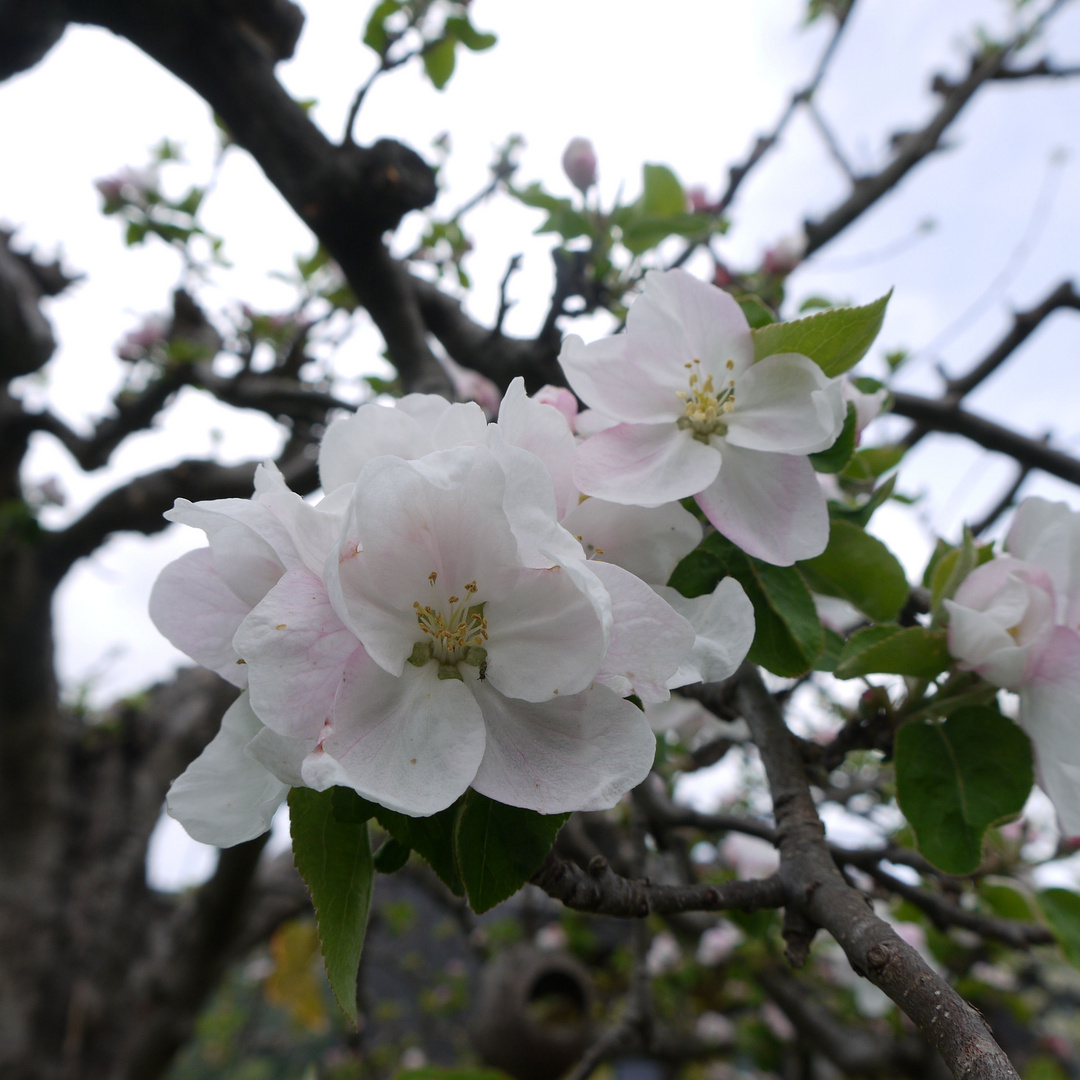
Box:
[408,572,489,681]
[675,358,736,443]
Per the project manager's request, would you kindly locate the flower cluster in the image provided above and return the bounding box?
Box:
[945,496,1080,837]
[155,364,762,845]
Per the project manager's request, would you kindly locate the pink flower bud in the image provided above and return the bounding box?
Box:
[561,138,597,194]
[686,185,715,214]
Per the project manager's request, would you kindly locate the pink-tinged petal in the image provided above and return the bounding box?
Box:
[559,334,683,424]
[166,497,294,606]
[725,353,844,454]
[252,462,346,577]
[396,392,455,426]
[695,446,828,565]
[327,449,522,674]
[1020,626,1080,838]
[498,378,578,519]
[303,651,486,817]
[575,408,619,437]
[533,385,579,430]
[166,695,288,846]
[590,561,695,703]
[574,423,722,507]
[944,600,1031,689]
[561,498,702,584]
[486,563,609,702]
[234,568,363,741]
[1007,497,1080,624]
[149,547,251,687]
[655,577,756,686]
[470,682,656,813]
[318,406,425,492]
[629,268,754,377]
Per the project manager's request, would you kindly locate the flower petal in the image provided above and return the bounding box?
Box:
[574,422,721,507]
[1020,626,1080,839]
[656,577,756,686]
[725,353,844,454]
[149,547,251,687]
[166,694,288,847]
[589,561,695,703]
[470,682,656,813]
[1007,497,1080,625]
[561,498,702,584]
[234,567,363,740]
[318,405,425,492]
[695,445,828,565]
[303,651,486,817]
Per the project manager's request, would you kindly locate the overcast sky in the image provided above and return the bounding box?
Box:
[2,0,1079,710]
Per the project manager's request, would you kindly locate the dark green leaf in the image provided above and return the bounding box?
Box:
[841,444,905,481]
[809,403,857,474]
[816,627,845,672]
[444,15,497,50]
[454,791,568,913]
[1038,889,1080,968]
[289,788,375,1024]
[895,709,1033,874]
[828,474,897,528]
[423,37,457,89]
[798,518,908,622]
[752,291,891,377]
[640,163,685,217]
[620,212,713,254]
[834,624,950,680]
[395,1069,512,1080]
[363,0,402,54]
[373,836,411,874]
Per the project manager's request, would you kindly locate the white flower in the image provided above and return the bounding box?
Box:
[945,497,1080,837]
[559,268,845,565]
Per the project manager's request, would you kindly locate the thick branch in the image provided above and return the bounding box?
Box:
[891,391,1080,486]
[734,664,1019,1080]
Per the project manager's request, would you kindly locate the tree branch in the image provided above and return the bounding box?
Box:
[733,663,1020,1080]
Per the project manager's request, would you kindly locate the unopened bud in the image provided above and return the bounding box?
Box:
[562,137,597,194]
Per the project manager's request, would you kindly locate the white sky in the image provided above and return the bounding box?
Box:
[2,0,1079,712]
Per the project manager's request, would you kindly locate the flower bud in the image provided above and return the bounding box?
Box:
[561,137,597,194]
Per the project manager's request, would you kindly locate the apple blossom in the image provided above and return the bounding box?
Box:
[561,137,597,194]
[559,268,845,565]
[945,496,1080,836]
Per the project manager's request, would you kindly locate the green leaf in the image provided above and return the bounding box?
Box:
[828,474,897,529]
[423,36,457,89]
[377,803,465,896]
[454,791,568,914]
[752,291,891,377]
[372,836,411,874]
[736,295,776,329]
[620,212,714,255]
[978,878,1038,922]
[289,788,375,1024]
[640,163,686,217]
[395,1069,512,1080]
[841,443,906,481]
[444,15,497,51]
[363,0,402,54]
[833,624,950,680]
[816,627,845,672]
[671,532,822,676]
[895,708,1032,874]
[1038,888,1080,968]
[929,532,994,615]
[798,519,908,623]
[809,403,857,474]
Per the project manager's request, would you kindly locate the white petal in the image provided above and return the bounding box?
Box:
[725,353,844,454]
[574,422,722,507]
[247,726,315,787]
[497,377,578,519]
[656,577,756,686]
[695,446,828,565]
[559,333,684,424]
[431,400,489,448]
[590,561,695,703]
[304,652,486,817]
[485,562,609,701]
[318,405,426,492]
[1007,497,1080,625]
[471,682,656,813]
[1020,627,1080,838]
[561,498,702,584]
[166,695,288,847]
[234,568,363,740]
[629,268,754,378]
[149,548,251,687]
